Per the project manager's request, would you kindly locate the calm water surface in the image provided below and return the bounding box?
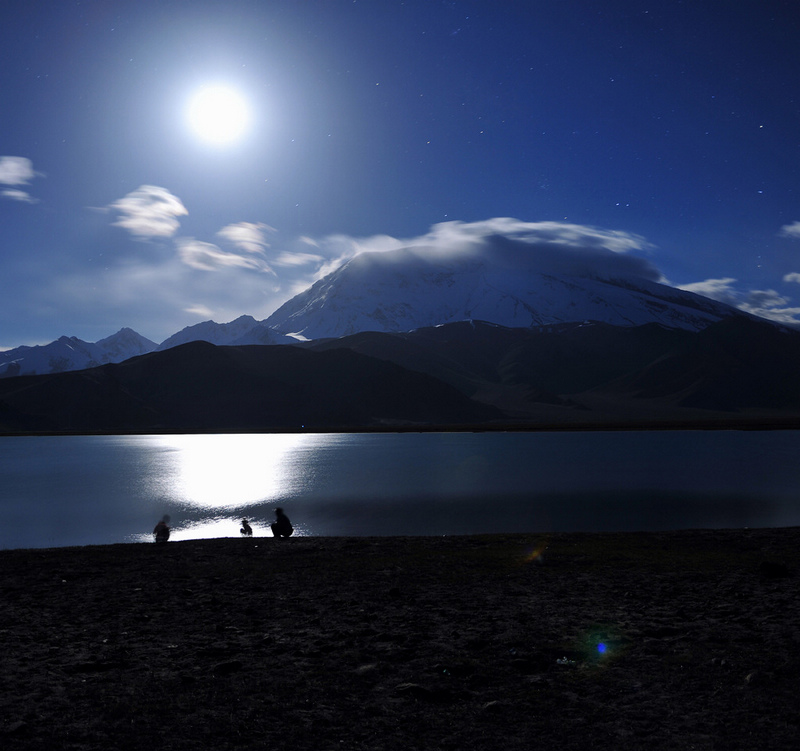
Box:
[1,431,798,549]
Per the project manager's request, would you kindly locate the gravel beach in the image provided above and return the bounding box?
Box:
[2,529,799,750]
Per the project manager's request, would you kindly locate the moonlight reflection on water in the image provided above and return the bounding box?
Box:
[2,431,800,550]
[147,433,313,510]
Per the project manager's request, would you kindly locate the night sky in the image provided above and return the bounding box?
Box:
[2,0,799,348]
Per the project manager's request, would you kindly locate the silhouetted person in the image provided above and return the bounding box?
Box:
[240,518,253,537]
[270,508,293,538]
[153,515,171,543]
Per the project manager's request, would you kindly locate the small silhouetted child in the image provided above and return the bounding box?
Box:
[240,518,253,537]
[270,508,293,538]
[153,515,171,543]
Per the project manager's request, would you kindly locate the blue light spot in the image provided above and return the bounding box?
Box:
[597,642,607,654]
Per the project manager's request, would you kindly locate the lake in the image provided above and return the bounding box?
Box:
[1,431,798,550]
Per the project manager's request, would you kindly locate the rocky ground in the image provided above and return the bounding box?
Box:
[1,529,799,750]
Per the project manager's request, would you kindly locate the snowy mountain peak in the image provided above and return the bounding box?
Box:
[0,243,761,378]
[96,328,158,358]
[0,315,299,378]
[0,327,159,378]
[263,246,744,340]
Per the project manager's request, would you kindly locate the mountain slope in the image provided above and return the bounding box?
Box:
[264,247,745,339]
[599,316,800,411]
[304,321,687,418]
[306,317,800,424]
[0,342,501,433]
[157,315,294,350]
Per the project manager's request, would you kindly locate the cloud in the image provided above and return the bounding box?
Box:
[780,221,800,239]
[176,237,274,273]
[216,222,275,254]
[1,189,38,204]
[679,277,800,326]
[0,156,41,203]
[783,273,800,284]
[109,185,188,239]
[737,289,800,325]
[303,218,661,284]
[743,289,789,309]
[39,252,282,344]
[423,218,655,256]
[273,250,325,267]
[739,302,800,326]
[0,156,37,185]
[677,278,740,306]
[184,304,215,318]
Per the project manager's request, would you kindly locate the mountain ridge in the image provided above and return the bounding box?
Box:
[303,316,800,424]
[0,246,776,379]
[2,317,799,434]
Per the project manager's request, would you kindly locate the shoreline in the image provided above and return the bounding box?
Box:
[3,519,797,554]
[1,522,798,552]
[3,529,799,749]
[3,414,800,437]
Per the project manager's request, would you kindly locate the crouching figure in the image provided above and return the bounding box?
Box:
[270,508,293,538]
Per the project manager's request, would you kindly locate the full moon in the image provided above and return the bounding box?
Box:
[187,85,250,144]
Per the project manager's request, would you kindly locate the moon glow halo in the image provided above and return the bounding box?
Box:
[187,85,251,144]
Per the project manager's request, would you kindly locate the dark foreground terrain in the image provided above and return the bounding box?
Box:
[5,317,800,434]
[2,530,800,750]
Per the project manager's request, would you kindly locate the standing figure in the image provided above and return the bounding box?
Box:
[270,508,293,538]
[153,515,171,543]
[240,518,253,537]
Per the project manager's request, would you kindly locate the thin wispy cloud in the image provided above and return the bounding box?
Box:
[744,290,789,309]
[779,221,800,239]
[678,278,740,306]
[176,238,274,273]
[183,304,215,318]
[109,185,188,240]
[39,251,281,343]
[422,218,655,256]
[739,299,800,325]
[1,188,38,204]
[216,222,275,254]
[273,250,325,267]
[679,278,800,326]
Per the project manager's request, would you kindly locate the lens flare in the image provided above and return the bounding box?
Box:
[522,537,549,564]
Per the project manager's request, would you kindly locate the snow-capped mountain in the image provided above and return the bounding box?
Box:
[263,247,744,340]
[0,316,293,379]
[157,315,295,350]
[0,328,157,378]
[0,245,758,379]
[95,327,158,361]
